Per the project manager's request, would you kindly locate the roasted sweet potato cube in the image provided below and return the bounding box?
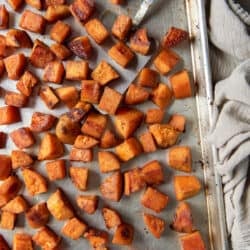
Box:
[0,132,7,148]
[112,223,134,245]
[110,0,124,4]
[66,106,88,122]
[19,10,46,34]
[62,217,87,239]
[74,135,98,149]
[141,160,164,185]
[11,150,34,169]
[124,168,145,195]
[69,166,88,191]
[50,21,70,43]
[7,0,23,10]
[70,0,95,23]
[99,87,123,114]
[151,83,172,109]
[149,124,180,148]
[30,112,56,132]
[50,43,72,60]
[68,36,92,59]
[70,148,93,162]
[38,133,64,160]
[74,100,92,113]
[16,70,38,97]
[180,231,206,250]
[114,108,144,139]
[137,68,159,88]
[139,131,157,153]
[143,213,165,239]
[146,109,164,124]
[170,70,192,99]
[45,0,65,8]
[98,151,120,173]
[130,28,150,55]
[46,160,66,181]
[65,60,89,80]
[43,61,65,84]
[162,26,188,48]
[168,114,186,132]
[0,106,21,125]
[141,187,169,213]
[108,42,134,68]
[45,4,70,22]
[174,175,201,201]
[33,226,61,250]
[4,53,26,80]
[0,155,11,180]
[0,35,7,58]
[56,86,79,108]
[0,235,9,250]
[13,233,33,250]
[0,211,16,230]
[6,29,32,48]
[84,228,109,249]
[91,60,119,85]
[30,40,55,68]
[81,80,101,104]
[76,195,98,214]
[0,59,5,77]
[0,5,9,29]
[10,127,35,149]
[100,171,123,201]
[25,0,42,10]
[2,195,28,214]
[100,129,119,149]
[5,91,28,108]
[115,137,142,162]
[125,84,149,105]
[26,202,50,229]
[112,14,132,41]
[154,49,180,75]
[39,85,59,109]
[102,207,122,229]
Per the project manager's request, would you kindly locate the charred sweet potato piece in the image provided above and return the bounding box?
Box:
[146,109,164,124]
[102,207,122,229]
[0,5,9,29]
[129,28,150,55]
[0,35,7,58]
[6,29,32,48]
[98,151,120,173]
[174,175,201,201]
[69,166,88,191]
[62,217,87,239]
[50,42,72,60]
[30,112,56,132]
[39,85,59,109]
[112,223,134,245]
[74,135,98,149]
[65,60,89,80]
[46,160,66,181]
[13,233,33,250]
[38,133,64,160]
[98,87,123,115]
[168,114,186,132]
[180,231,206,250]
[0,211,16,230]
[19,10,46,34]
[115,137,142,162]
[125,84,149,105]
[0,106,21,125]
[100,129,119,149]
[91,60,119,85]
[43,61,65,84]
[10,127,35,149]
[124,168,145,195]
[0,60,5,77]
[81,80,101,104]
[0,132,7,148]
[0,235,9,250]
[139,131,157,153]
[7,0,23,10]
[0,155,12,180]
[149,124,180,148]
[4,53,26,80]
[162,27,188,48]
[84,228,109,249]
[137,68,159,88]
[143,213,165,239]
[45,4,70,22]
[16,70,38,97]
[151,83,173,109]
[70,148,93,162]
[25,0,42,10]
[2,195,28,214]
[112,14,132,41]
[73,101,91,115]
[56,86,79,108]
[30,40,55,68]
[45,0,65,8]
[141,187,169,213]
[11,150,34,169]
[68,36,92,59]
[100,171,123,202]
[5,91,28,107]
[141,160,164,185]
[76,195,98,214]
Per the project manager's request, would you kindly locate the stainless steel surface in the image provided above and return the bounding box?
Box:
[133,0,155,26]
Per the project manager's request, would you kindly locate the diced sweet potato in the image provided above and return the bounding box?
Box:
[74,135,98,149]
[56,86,79,108]
[61,217,87,239]
[151,83,172,109]
[2,195,28,214]
[46,159,66,181]
[115,137,142,162]
[33,226,61,250]
[149,124,180,148]
[98,151,120,173]
[112,14,132,41]
[174,175,201,201]
[146,109,164,124]
[73,101,91,115]
[19,10,46,34]
[139,131,157,153]
[114,108,144,139]
[30,112,56,132]
[141,187,169,213]
[100,171,123,202]
[7,0,23,10]
[45,4,70,22]
[0,106,21,125]
[180,231,206,250]
[81,80,101,104]
[91,60,119,85]
[141,160,164,185]
[108,42,134,67]
[110,0,124,4]
[45,0,65,8]
[0,5,9,29]
[26,202,50,229]
[4,53,26,80]
[153,49,180,75]
[162,27,188,48]
[39,85,59,109]
[0,132,7,148]
[13,233,33,250]
[102,207,122,229]
[168,114,186,132]
[43,61,65,84]
[5,91,28,107]
[6,29,32,48]
[100,129,119,149]
[65,60,89,80]
[10,127,35,149]
[125,84,149,105]
[38,133,64,160]
[0,59,5,77]
[69,166,88,191]
[25,0,42,10]
[22,168,48,196]
[84,228,109,249]
[129,28,150,55]
[11,150,34,169]
[98,87,123,115]
[112,223,134,245]
[170,70,192,99]
[16,70,38,97]
[0,235,9,250]
[143,213,165,239]
[0,35,7,58]
[70,148,93,162]
[137,68,159,88]
[50,42,72,60]
[0,155,11,180]
[66,107,89,123]
[124,168,145,195]
[76,195,98,214]
[68,36,92,59]
[30,39,55,68]
[0,211,16,230]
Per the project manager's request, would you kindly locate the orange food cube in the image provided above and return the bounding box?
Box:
[110,0,124,4]
[100,129,120,149]
[145,109,164,124]
[45,4,70,23]
[6,29,33,48]
[168,114,186,132]
[112,223,134,245]
[70,148,93,162]
[0,5,9,29]
[69,36,93,59]
[84,228,109,249]
[11,150,34,169]
[39,85,59,109]
[10,127,35,149]
[74,135,99,149]
[13,233,33,250]
[0,235,9,250]
[162,26,188,48]
[0,35,7,58]
[0,211,16,230]
[7,0,23,10]
[151,83,173,109]
[124,84,149,105]
[76,195,98,214]
[180,231,206,250]
[102,207,122,229]
[139,131,157,153]
[98,151,120,173]
[46,159,66,181]
[2,195,29,214]
[0,155,11,180]
[30,112,56,132]
[112,14,132,41]
[5,91,28,108]
[65,60,89,80]
[143,213,165,238]
[137,68,159,88]
[45,0,65,8]
[0,59,5,77]
[0,132,7,149]
[141,160,164,185]
[0,106,21,125]
[50,43,72,60]
[69,166,88,191]
[81,80,101,104]
[43,60,65,84]
[25,0,43,10]
[55,86,79,108]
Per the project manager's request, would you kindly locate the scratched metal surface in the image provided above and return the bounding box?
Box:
[0,0,214,249]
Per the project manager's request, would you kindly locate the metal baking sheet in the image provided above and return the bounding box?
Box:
[0,0,229,249]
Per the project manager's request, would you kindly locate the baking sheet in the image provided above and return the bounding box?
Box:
[0,0,228,249]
